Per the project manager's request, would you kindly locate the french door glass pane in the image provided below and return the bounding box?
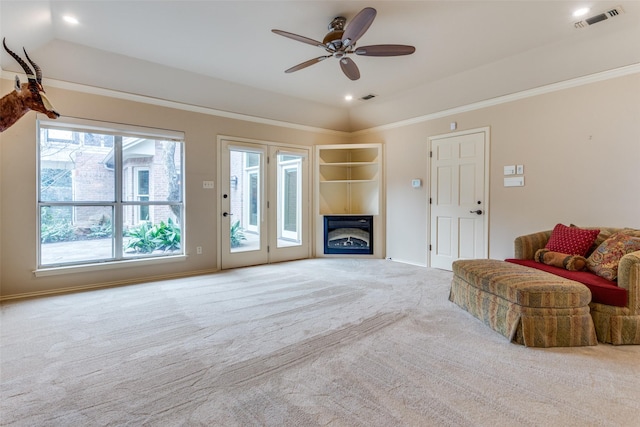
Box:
[249,173,258,227]
[277,154,302,247]
[229,149,261,253]
[284,169,297,232]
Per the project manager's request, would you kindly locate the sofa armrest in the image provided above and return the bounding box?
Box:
[618,250,640,314]
[514,230,552,260]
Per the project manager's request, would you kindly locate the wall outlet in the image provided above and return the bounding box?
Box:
[196,246,202,254]
[202,181,214,189]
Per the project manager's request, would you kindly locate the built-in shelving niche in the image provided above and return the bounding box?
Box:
[315,144,383,258]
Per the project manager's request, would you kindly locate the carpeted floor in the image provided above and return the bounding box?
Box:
[1,258,639,426]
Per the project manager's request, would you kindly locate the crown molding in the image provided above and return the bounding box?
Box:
[351,63,640,136]
[3,63,638,137]
[0,70,350,137]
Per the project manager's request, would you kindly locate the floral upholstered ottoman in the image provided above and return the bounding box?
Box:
[449,259,597,347]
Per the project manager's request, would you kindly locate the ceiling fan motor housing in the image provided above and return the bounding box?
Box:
[324,17,347,50]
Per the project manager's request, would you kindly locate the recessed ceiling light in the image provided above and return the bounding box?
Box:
[63,15,79,25]
[345,95,353,101]
[573,7,590,17]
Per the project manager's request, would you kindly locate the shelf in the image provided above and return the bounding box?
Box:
[318,161,378,166]
[319,179,376,183]
[319,163,378,182]
[318,147,379,164]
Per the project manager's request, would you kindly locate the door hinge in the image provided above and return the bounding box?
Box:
[429,197,432,204]
[267,201,270,209]
[267,245,270,253]
[430,151,433,158]
[429,244,432,251]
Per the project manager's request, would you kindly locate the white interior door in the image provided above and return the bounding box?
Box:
[429,128,489,270]
[219,139,310,269]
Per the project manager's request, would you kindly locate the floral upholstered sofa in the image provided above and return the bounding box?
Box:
[508,225,640,345]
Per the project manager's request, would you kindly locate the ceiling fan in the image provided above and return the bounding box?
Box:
[272,7,415,81]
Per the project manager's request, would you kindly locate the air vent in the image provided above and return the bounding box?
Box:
[360,94,376,101]
[574,6,625,28]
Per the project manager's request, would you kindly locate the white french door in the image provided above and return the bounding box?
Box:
[429,128,490,270]
[219,138,310,269]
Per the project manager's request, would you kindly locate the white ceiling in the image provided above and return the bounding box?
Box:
[1,1,639,132]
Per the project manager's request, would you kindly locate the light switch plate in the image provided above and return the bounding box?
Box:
[203,180,214,189]
[411,179,422,188]
[516,164,524,174]
[504,165,516,175]
[504,176,524,187]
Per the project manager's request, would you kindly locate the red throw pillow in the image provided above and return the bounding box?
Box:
[545,224,600,257]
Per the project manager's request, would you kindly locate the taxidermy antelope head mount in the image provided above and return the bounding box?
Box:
[1,38,59,132]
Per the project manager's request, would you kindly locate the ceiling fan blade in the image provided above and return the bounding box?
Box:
[339,57,360,81]
[342,7,376,47]
[285,56,330,73]
[272,29,325,48]
[354,44,416,57]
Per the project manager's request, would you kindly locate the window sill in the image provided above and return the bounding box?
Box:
[33,255,188,277]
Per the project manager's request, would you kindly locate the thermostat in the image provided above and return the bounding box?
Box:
[412,179,422,188]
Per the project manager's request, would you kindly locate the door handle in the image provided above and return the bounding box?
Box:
[223,212,233,217]
[470,209,483,215]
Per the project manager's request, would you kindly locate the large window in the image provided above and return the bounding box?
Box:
[37,119,184,268]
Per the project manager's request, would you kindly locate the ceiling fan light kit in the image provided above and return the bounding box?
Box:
[272,7,416,81]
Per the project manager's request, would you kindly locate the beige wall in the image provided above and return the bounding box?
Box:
[354,73,640,266]
[2,73,639,298]
[0,84,348,298]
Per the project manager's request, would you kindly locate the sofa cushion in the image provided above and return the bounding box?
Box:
[545,223,600,256]
[506,259,627,307]
[452,259,591,308]
[586,233,640,281]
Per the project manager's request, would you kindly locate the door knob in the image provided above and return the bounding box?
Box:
[223,212,233,217]
[470,209,483,215]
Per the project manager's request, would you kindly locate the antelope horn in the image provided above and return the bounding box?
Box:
[23,48,42,84]
[2,38,36,84]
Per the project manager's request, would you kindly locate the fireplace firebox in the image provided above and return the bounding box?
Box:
[323,215,373,255]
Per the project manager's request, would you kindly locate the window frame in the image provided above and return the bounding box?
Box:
[36,117,186,273]
[134,167,151,223]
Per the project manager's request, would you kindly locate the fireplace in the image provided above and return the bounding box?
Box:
[323,215,373,255]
